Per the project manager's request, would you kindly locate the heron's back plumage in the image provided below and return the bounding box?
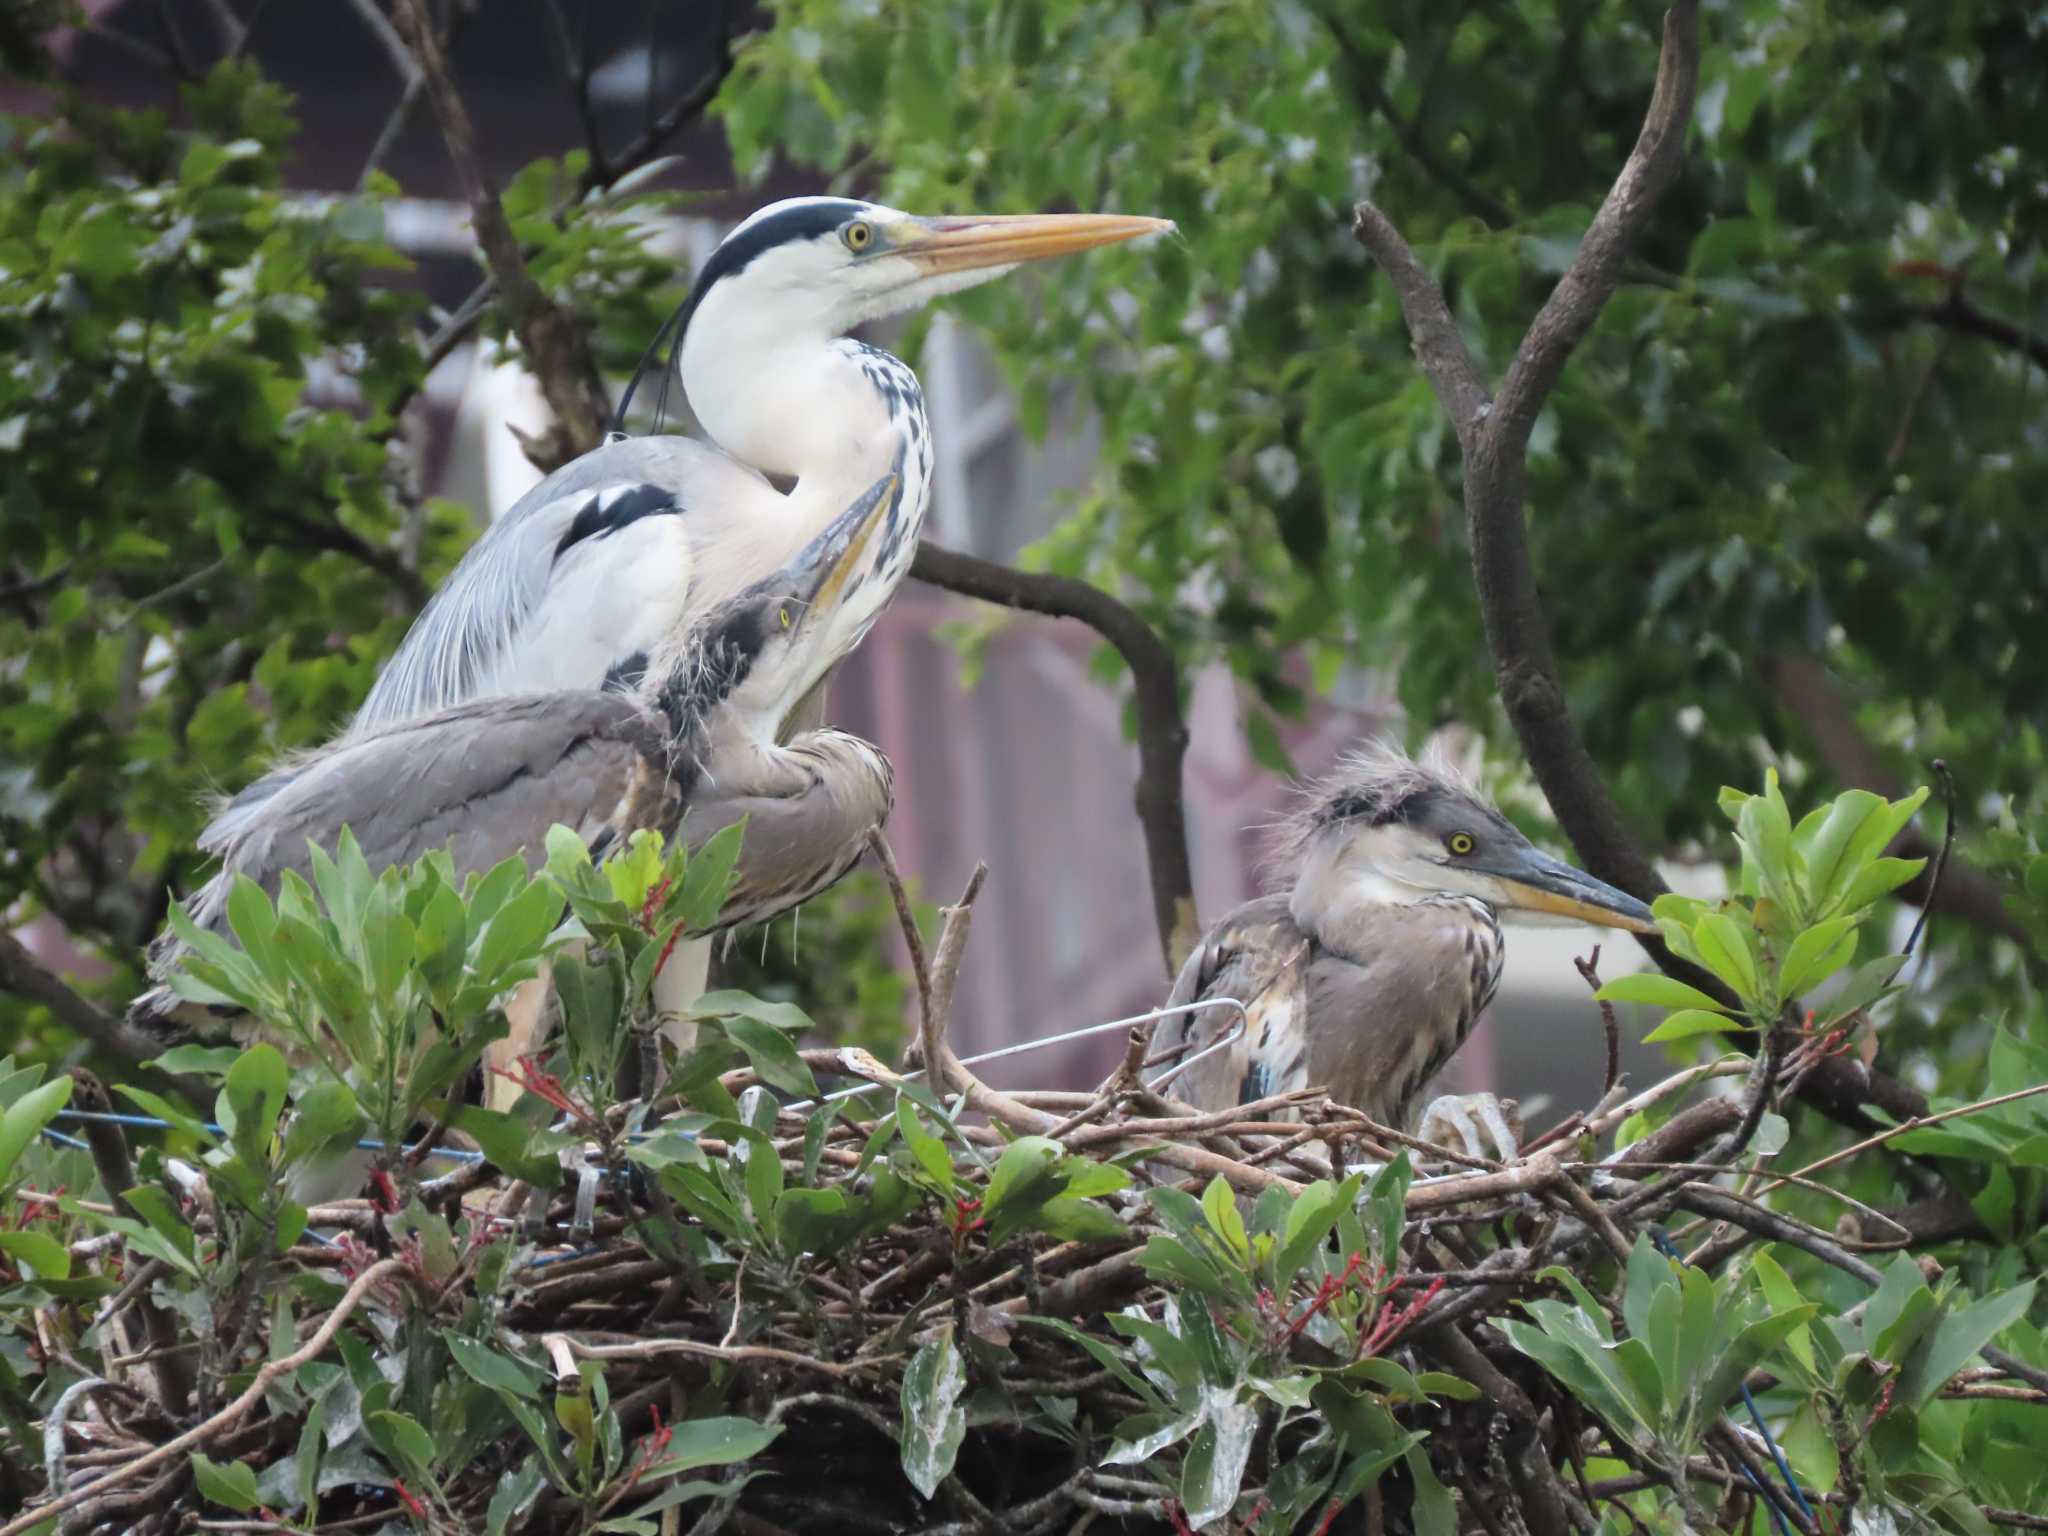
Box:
[1158,892,1503,1130]
[348,435,780,738]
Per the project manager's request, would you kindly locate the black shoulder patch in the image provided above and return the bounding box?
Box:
[1239,1060,1275,1106]
[554,483,682,561]
[600,650,649,693]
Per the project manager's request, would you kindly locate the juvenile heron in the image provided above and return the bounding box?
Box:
[1152,745,1657,1157]
[136,474,901,1048]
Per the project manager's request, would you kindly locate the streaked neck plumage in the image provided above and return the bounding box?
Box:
[1288,840,1502,965]
[678,284,933,632]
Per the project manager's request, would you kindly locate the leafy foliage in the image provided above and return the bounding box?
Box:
[721,0,2048,1087]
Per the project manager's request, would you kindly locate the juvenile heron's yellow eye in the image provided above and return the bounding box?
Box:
[843,220,874,252]
[778,605,794,629]
[1447,833,1475,856]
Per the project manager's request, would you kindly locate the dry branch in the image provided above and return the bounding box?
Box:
[911,541,1198,974]
[392,0,610,464]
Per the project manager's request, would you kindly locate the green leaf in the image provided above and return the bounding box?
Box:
[367,1409,437,1476]
[487,1458,547,1536]
[1594,973,1732,1013]
[1691,912,1759,1000]
[895,1094,955,1193]
[1643,1009,1742,1044]
[1200,1173,1250,1263]
[220,1043,289,1154]
[0,1230,69,1279]
[451,1105,561,1186]
[716,1011,818,1097]
[191,1452,260,1511]
[1779,916,1859,997]
[115,1086,217,1146]
[985,1135,1061,1212]
[0,1075,72,1181]
[677,822,746,930]
[474,879,567,982]
[900,1333,968,1500]
[1902,1280,2037,1412]
[445,1331,544,1400]
[1836,856,1927,913]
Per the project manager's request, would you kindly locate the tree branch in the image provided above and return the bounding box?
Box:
[1323,14,1515,231]
[1350,1,1939,1136]
[1893,292,2048,375]
[392,0,610,466]
[910,540,1198,974]
[1487,3,1699,457]
[0,934,207,1108]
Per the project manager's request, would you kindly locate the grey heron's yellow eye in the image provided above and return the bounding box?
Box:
[777,604,794,629]
[843,220,874,253]
[1447,832,1476,856]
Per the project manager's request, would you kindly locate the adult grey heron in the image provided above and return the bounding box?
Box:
[135,473,901,1065]
[207,196,1165,1010]
[338,196,1172,735]
[1151,745,1657,1158]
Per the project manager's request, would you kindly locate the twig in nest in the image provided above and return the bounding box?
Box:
[868,831,934,1059]
[1902,758,1955,965]
[1572,945,1622,1095]
[925,864,989,1075]
[1,1260,409,1536]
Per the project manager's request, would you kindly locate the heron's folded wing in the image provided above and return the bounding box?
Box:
[1156,895,1300,1111]
[217,693,669,905]
[349,436,774,734]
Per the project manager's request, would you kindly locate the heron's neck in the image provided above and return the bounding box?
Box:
[1289,851,1500,957]
[682,306,932,518]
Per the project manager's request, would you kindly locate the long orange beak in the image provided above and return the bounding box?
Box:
[894,212,1175,275]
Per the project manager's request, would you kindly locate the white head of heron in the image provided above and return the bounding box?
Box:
[669,196,1173,477]
[1277,744,1658,934]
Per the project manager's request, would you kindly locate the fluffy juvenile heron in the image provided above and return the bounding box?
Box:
[136,474,902,1049]
[1152,745,1656,1157]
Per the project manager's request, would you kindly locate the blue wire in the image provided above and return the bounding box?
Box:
[1740,1384,1818,1524]
[40,1128,91,1150]
[1649,1227,1814,1531]
[1737,1461,1798,1536]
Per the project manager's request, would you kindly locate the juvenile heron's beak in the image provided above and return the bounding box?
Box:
[785,472,900,621]
[1482,847,1659,934]
[894,212,1175,275]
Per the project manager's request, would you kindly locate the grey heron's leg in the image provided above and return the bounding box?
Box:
[1416,1092,1524,1164]
[651,938,711,1056]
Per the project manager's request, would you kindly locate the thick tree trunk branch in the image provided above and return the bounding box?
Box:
[1487,3,1700,458]
[1892,292,2048,375]
[393,0,610,465]
[1350,2,1937,1134]
[910,541,1198,975]
[0,934,207,1107]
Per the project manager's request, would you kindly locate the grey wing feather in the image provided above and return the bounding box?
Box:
[349,436,768,736]
[189,694,667,943]
[1155,895,1303,1111]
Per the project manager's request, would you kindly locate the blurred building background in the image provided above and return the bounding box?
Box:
[35,0,1688,1127]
